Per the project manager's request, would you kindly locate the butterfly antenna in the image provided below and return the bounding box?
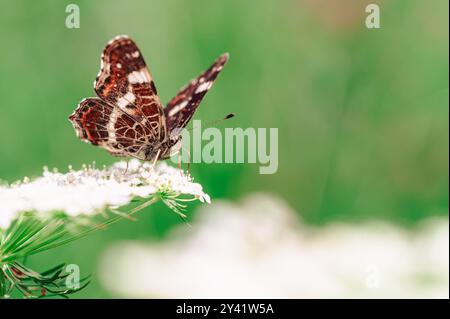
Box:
[186,113,235,132]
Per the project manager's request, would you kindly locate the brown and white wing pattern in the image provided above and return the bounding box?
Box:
[69,98,149,159]
[94,35,166,141]
[165,53,229,135]
[69,35,229,162]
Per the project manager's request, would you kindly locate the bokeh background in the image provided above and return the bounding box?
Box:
[0,0,448,297]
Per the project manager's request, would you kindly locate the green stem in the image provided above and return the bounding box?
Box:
[1,197,159,263]
[37,197,159,253]
[0,268,7,298]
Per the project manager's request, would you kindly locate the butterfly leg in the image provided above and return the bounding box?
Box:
[137,160,146,171]
[166,147,183,175]
[171,147,184,175]
[179,146,191,176]
[150,149,161,171]
[124,159,130,174]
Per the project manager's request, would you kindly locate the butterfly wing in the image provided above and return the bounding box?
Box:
[69,98,150,159]
[70,36,228,161]
[165,53,229,135]
[94,35,166,141]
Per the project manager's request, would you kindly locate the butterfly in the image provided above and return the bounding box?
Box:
[69,35,229,162]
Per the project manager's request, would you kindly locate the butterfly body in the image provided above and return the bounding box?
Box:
[69,35,228,162]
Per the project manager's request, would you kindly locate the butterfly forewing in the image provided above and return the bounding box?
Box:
[94,35,166,141]
[165,53,229,134]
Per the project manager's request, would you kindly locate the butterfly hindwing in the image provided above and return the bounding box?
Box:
[69,98,150,159]
[165,53,229,134]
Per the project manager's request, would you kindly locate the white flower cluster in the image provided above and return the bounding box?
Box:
[99,193,449,298]
[0,160,210,230]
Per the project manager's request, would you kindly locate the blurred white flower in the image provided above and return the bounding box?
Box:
[0,160,209,230]
[99,193,449,298]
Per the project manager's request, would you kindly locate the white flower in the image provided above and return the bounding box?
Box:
[99,193,449,298]
[0,160,210,230]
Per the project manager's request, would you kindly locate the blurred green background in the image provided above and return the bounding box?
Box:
[0,0,448,297]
